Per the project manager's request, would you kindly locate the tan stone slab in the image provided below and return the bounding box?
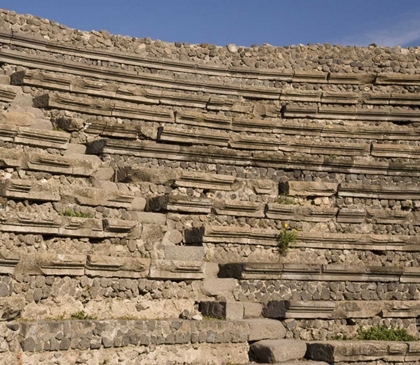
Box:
[293,71,328,83]
[338,182,420,200]
[251,339,307,364]
[85,255,150,278]
[203,225,278,246]
[0,253,19,275]
[103,218,138,237]
[296,232,420,251]
[15,253,86,276]
[232,117,277,132]
[15,126,69,150]
[175,111,232,130]
[24,152,96,176]
[34,92,174,123]
[336,208,366,223]
[265,204,338,222]
[0,147,23,167]
[174,170,235,191]
[280,181,338,197]
[263,300,336,319]
[149,260,205,280]
[59,217,103,238]
[85,119,147,140]
[372,143,420,159]
[0,179,60,202]
[376,73,420,86]
[0,212,62,235]
[328,73,375,84]
[148,195,212,214]
[321,91,358,104]
[366,208,411,225]
[158,125,230,147]
[213,200,265,218]
[60,185,136,209]
[280,89,322,102]
[0,84,18,102]
[229,133,278,151]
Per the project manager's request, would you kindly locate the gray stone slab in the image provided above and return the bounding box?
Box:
[251,339,307,363]
[241,319,286,341]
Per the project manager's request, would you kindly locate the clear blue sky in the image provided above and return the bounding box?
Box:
[2,0,420,47]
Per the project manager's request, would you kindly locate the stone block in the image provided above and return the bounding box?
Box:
[241,319,286,341]
[161,230,183,246]
[164,246,204,261]
[149,260,205,280]
[201,278,237,297]
[251,339,307,363]
[243,302,263,318]
[199,301,243,320]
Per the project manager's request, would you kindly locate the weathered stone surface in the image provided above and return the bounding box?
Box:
[85,255,150,278]
[201,278,237,297]
[263,301,335,319]
[280,181,338,197]
[149,260,205,280]
[251,339,307,363]
[241,319,286,341]
[164,246,204,261]
[306,340,417,363]
[0,297,24,321]
[199,301,243,320]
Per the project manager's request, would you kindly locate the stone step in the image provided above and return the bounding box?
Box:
[306,340,420,363]
[250,339,307,363]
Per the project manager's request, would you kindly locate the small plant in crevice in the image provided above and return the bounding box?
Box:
[356,325,416,341]
[277,223,297,255]
[70,310,97,320]
[276,194,295,205]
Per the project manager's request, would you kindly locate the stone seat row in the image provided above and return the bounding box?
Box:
[0,252,205,280]
[12,70,420,111]
[85,138,420,177]
[203,225,420,251]
[3,31,420,87]
[148,193,420,226]
[201,299,420,320]
[218,262,420,283]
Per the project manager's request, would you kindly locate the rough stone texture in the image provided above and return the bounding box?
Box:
[241,318,286,341]
[250,339,307,363]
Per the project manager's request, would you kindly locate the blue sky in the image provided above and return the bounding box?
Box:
[2,0,420,47]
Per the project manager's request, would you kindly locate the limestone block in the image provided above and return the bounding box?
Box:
[339,182,420,200]
[0,147,22,167]
[0,84,17,102]
[229,133,278,151]
[280,89,322,102]
[174,170,235,191]
[148,195,212,214]
[201,278,237,297]
[293,71,327,83]
[0,179,60,202]
[117,166,177,184]
[251,339,307,363]
[162,229,183,245]
[232,117,276,132]
[0,253,19,275]
[262,301,335,319]
[337,208,366,224]
[372,143,420,159]
[247,178,277,195]
[328,73,375,84]
[60,185,135,209]
[164,246,204,261]
[129,212,166,225]
[176,110,232,130]
[14,126,69,150]
[15,253,86,276]
[243,302,263,318]
[59,217,103,238]
[158,125,230,147]
[0,211,62,235]
[64,143,87,155]
[241,319,286,341]
[376,73,420,86]
[93,167,114,181]
[366,208,410,225]
[85,255,149,278]
[280,181,338,197]
[213,200,265,218]
[199,301,243,320]
[265,204,338,222]
[103,218,138,237]
[321,91,358,104]
[203,225,278,246]
[24,152,96,176]
[149,260,205,280]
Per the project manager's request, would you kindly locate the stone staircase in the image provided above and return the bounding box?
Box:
[1,7,420,365]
